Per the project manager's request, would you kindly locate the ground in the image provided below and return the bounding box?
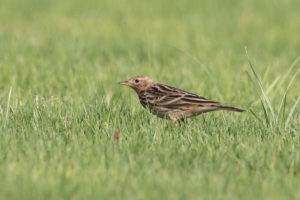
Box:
[0,0,300,199]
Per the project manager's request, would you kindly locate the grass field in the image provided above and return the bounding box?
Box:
[0,0,300,199]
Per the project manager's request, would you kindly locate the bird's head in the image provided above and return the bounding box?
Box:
[118,76,155,92]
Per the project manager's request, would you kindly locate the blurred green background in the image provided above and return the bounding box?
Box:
[1,0,299,97]
[0,0,299,199]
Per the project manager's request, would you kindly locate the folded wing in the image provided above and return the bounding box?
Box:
[145,84,221,111]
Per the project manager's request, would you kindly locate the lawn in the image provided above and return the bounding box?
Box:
[0,0,299,199]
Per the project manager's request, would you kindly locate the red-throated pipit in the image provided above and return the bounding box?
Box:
[119,76,244,123]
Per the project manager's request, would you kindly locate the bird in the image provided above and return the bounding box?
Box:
[119,76,244,123]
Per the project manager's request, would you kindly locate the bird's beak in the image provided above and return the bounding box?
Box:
[118,80,131,86]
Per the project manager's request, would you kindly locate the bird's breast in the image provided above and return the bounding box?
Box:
[139,93,157,109]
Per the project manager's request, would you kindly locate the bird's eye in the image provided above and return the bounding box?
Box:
[135,79,139,83]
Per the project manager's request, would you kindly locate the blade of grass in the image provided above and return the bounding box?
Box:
[276,66,300,122]
[246,71,262,105]
[280,95,287,127]
[4,87,13,127]
[245,48,275,120]
[249,109,264,126]
[252,76,281,106]
[249,55,299,108]
[265,76,281,97]
[247,70,271,127]
[261,99,270,127]
[262,65,270,84]
[285,96,300,130]
[246,70,271,126]
[274,55,300,93]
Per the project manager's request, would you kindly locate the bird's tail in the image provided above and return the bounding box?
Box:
[219,106,244,112]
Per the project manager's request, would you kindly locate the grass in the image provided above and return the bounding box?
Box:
[0,0,300,199]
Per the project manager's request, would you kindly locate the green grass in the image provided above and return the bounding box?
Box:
[0,0,300,199]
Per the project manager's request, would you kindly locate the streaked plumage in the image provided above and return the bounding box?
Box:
[119,76,244,122]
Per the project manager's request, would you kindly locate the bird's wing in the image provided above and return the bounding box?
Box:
[145,84,221,110]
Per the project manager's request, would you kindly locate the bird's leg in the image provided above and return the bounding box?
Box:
[170,118,186,127]
[170,116,179,126]
[173,119,179,127]
[177,118,187,126]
